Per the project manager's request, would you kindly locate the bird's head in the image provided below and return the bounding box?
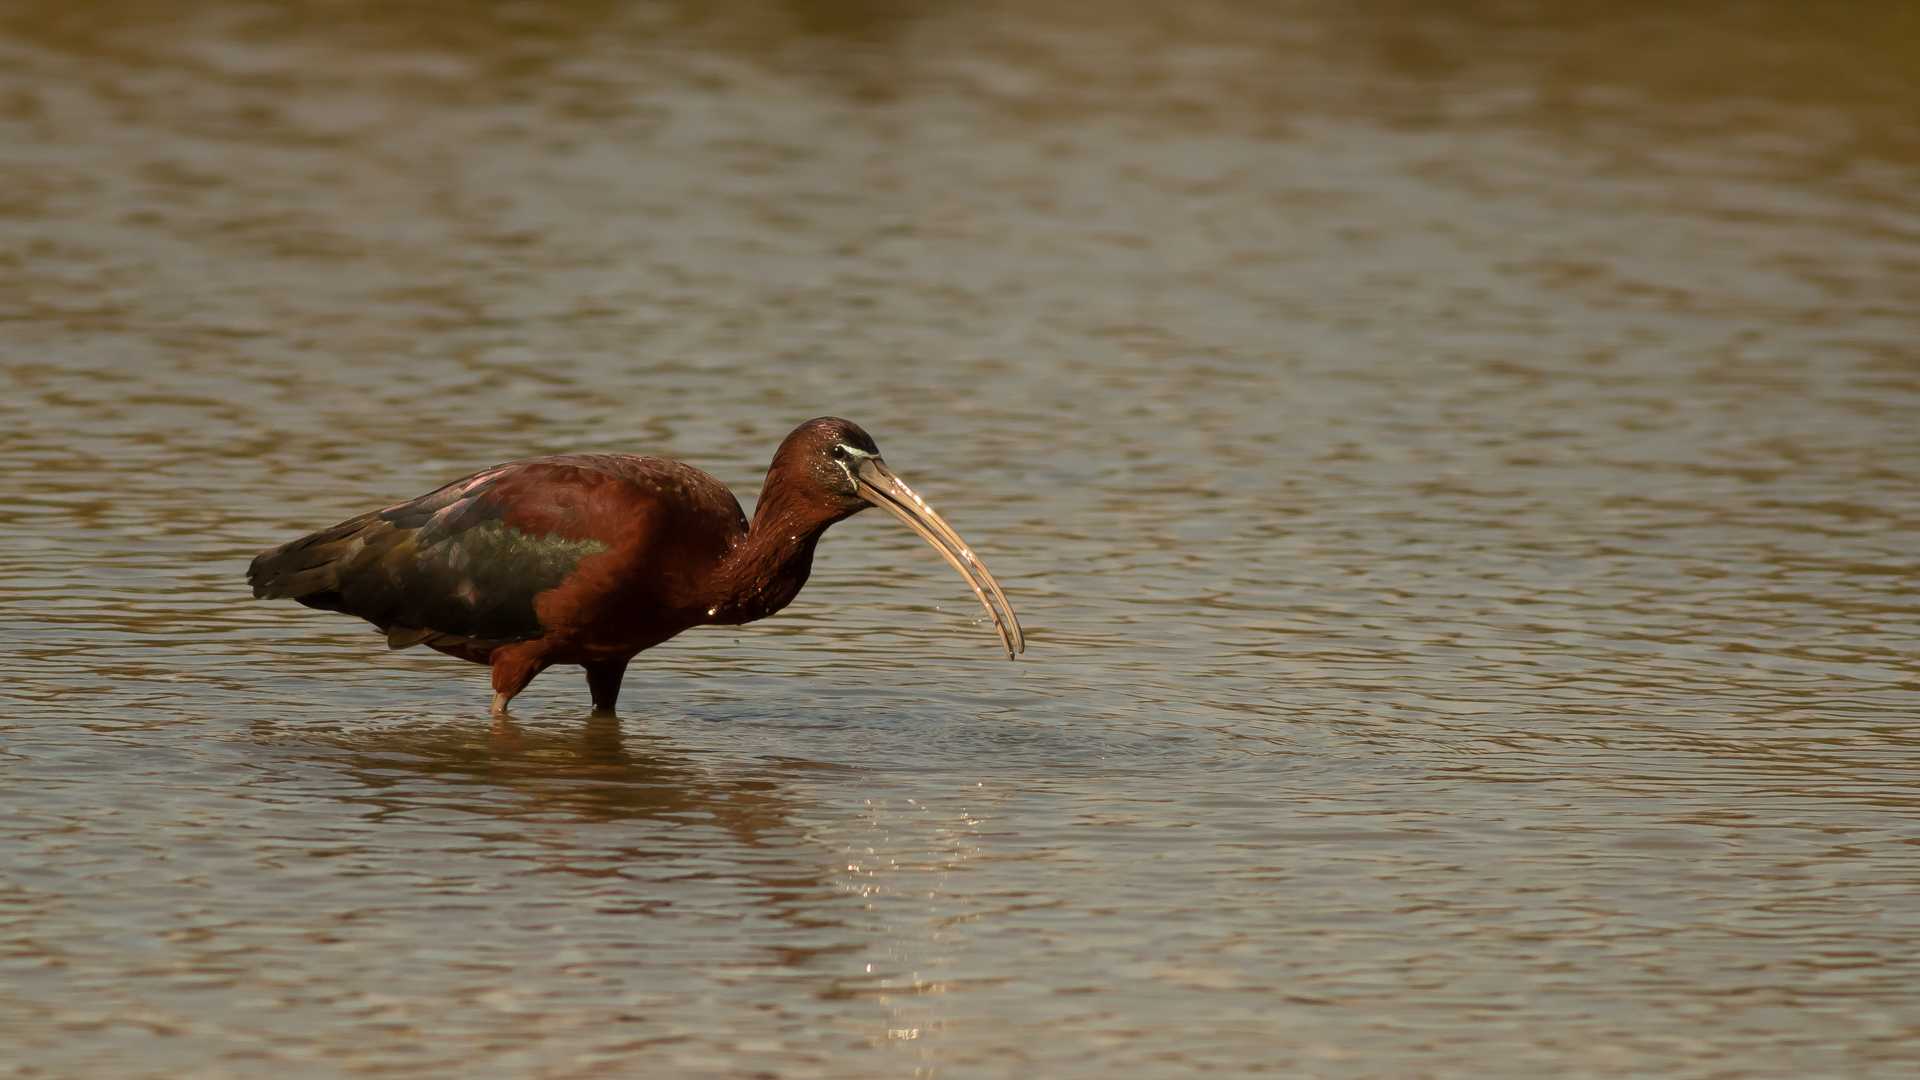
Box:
[765,416,1025,659]
[770,416,883,514]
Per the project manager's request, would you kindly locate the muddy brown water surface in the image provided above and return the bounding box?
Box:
[4,1,1920,1076]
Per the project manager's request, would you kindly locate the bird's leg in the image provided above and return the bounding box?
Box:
[583,659,629,716]
[489,645,552,715]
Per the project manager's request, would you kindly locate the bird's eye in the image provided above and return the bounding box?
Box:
[831,445,848,460]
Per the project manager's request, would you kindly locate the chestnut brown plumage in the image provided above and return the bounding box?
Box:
[247,418,1023,714]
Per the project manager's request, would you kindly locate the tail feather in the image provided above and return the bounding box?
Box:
[247,511,381,599]
[260,544,353,574]
[264,566,343,599]
[386,626,435,650]
[385,626,487,653]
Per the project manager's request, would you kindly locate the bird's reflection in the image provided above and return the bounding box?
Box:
[307,712,796,846]
[268,713,866,960]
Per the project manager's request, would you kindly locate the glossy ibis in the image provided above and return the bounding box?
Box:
[247,418,1023,714]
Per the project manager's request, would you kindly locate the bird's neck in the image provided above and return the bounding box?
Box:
[708,487,842,625]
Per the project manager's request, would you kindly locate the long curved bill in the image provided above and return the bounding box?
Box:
[853,457,1025,660]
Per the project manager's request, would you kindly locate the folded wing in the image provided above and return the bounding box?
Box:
[247,460,613,649]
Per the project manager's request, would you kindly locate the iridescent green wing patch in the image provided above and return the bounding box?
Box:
[399,519,611,641]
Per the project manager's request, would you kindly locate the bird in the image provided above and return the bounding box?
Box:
[246,417,1024,715]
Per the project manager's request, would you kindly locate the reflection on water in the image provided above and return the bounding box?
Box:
[319,713,794,840]
[2,0,1919,1076]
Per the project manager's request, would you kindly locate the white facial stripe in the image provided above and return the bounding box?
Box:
[835,444,873,484]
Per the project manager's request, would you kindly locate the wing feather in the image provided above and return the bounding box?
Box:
[248,460,617,644]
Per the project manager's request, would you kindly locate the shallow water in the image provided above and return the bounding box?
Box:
[3,1,1919,1076]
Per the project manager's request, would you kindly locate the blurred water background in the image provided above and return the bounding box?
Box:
[2,1,1919,1076]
